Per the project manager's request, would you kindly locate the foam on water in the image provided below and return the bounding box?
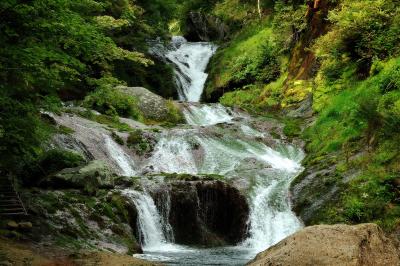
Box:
[104,134,136,176]
[166,37,217,102]
[183,103,237,126]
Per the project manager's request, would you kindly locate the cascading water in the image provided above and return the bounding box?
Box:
[122,189,179,252]
[120,36,305,265]
[104,134,136,176]
[166,36,217,102]
[183,103,237,126]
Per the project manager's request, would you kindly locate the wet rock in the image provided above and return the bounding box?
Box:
[166,180,249,246]
[40,160,116,193]
[247,223,400,266]
[185,12,229,42]
[52,134,94,161]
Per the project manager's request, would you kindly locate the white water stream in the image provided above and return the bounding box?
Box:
[104,134,136,176]
[166,36,217,102]
[102,36,304,265]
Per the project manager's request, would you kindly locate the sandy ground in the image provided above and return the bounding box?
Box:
[0,237,159,266]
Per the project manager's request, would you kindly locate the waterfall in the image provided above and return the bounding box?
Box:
[240,145,304,252]
[104,134,136,176]
[126,36,305,264]
[122,189,175,251]
[166,36,217,102]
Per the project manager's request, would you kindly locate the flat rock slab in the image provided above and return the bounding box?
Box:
[248,223,400,266]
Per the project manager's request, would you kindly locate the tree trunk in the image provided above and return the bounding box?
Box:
[257,0,262,18]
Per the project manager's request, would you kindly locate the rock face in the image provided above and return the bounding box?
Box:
[161,180,249,246]
[116,86,174,122]
[185,12,229,42]
[247,223,400,266]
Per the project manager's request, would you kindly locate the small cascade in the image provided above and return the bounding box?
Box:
[241,146,304,252]
[166,36,217,102]
[153,186,175,243]
[122,189,174,251]
[183,103,237,126]
[144,135,198,174]
[104,134,136,176]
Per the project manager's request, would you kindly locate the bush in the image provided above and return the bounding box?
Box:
[314,0,400,81]
[40,149,85,174]
[84,87,142,120]
[23,149,85,184]
[127,130,144,146]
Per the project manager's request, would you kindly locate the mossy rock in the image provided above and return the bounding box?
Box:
[41,160,117,193]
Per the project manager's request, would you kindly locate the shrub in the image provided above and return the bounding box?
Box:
[23,149,85,184]
[165,100,185,124]
[84,87,142,120]
[39,149,85,174]
[314,0,400,80]
[231,42,280,85]
[127,130,144,146]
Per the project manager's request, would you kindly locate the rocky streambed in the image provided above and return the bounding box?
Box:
[7,94,303,266]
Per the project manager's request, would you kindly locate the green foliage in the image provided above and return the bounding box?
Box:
[39,149,85,174]
[165,100,185,125]
[220,73,286,112]
[206,20,283,99]
[303,57,400,230]
[111,132,125,145]
[314,0,400,83]
[0,0,162,174]
[83,87,142,120]
[127,129,153,155]
[22,149,85,185]
[0,94,54,173]
[231,42,280,85]
[283,118,302,139]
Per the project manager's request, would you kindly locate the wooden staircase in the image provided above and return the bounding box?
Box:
[0,178,28,216]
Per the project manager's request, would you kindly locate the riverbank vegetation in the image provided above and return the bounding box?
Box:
[198,0,400,231]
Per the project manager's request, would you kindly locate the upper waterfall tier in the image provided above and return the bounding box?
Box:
[166,36,217,102]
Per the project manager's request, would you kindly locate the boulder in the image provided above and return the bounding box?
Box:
[41,160,116,192]
[247,223,400,266]
[116,86,177,122]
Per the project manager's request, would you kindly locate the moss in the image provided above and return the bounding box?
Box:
[94,115,132,132]
[127,129,153,155]
[111,131,124,145]
[283,118,302,139]
[127,129,143,145]
[165,100,185,124]
[58,125,75,134]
